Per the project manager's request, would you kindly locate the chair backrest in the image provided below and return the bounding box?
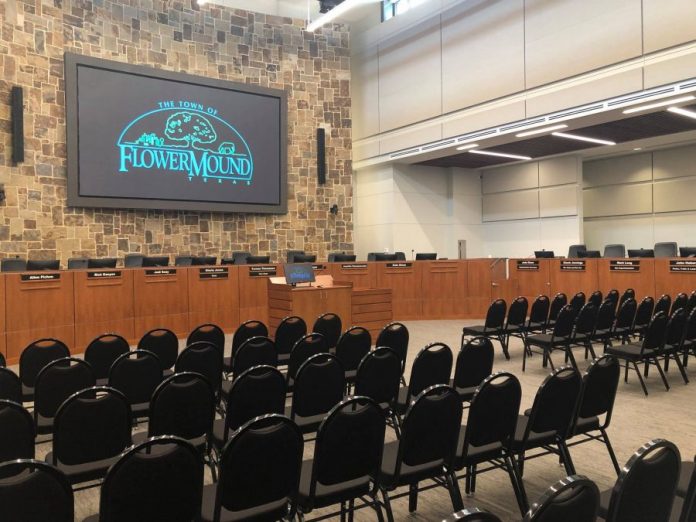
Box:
[230,251,251,264]
[26,259,60,271]
[685,308,696,345]
[138,328,179,371]
[679,456,696,522]
[149,372,215,440]
[1,258,27,272]
[397,385,462,475]
[67,257,89,269]
[655,242,678,258]
[98,436,203,522]
[53,387,132,466]
[655,294,672,317]
[606,289,620,308]
[575,355,620,428]
[524,475,599,522]
[615,298,637,330]
[672,293,689,316]
[175,341,223,398]
[525,367,581,440]
[443,508,503,521]
[225,365,286,434]
[329,253,357,262]
[0,351,4,367]
[293,253,316,263]
[274,316,307,357]
[605,439,681,522]
[291,353,345,419]
[570,292,586,310]
[84,333,130,381]
[462,372,521,451]
[549,293,568,322]
[308,397,385,499]
[354,347,402,406]
[88,258,117,269]
[640,312,669,354]
[573,304,597,336]
[108,350,162,407]
[0,367,21,403]
[0,400,35,463]
[232,336,278,377]
[552,305,577,339]
[335,326,371,374]
[453,337,495,390]
[568,244,587,258]
[174,255,193,266]
[483,299,507,329]
[287,332,328,382]
[407,342,453,399]
[19,338,70,389]
[124,254,144,267]
[0,460,74,521]
[589,290,603,308]
[35,357,95,422]
[215,414,303,522]
[687,291,696,314]
[664,307,687,347]
[596,301,617,331]
[619,288,635,308]
[633,297,655,329]
[506,296,528,328]
[192,255,217,266]
[245,255,270,264]
[376,322,409,372]
[529,295,551,325]
[604,244,626,258]
[231,320,268,361]
[187,323,225,355]
[287,250,305,263]
[312,312,342,349]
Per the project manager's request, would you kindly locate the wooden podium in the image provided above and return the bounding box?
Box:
[267,275,352,336]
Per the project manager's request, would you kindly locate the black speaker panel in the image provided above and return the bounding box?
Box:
[317,127,326,185]
[11,86,24,164]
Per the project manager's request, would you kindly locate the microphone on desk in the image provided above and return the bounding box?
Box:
[411,249,415,260]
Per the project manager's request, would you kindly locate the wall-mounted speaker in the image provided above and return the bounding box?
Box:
[11,86,24,165]
[317,127,326,185]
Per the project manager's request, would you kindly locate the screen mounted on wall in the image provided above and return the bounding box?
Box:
[65,53,287,213]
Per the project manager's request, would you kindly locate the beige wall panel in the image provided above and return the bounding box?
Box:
[583,184,652,218]
[654,178,696,213]
[483,189,539,222]
[643,0,696,53]
[351,48,380,140]
[442,99,526,138]
[644,49,696,88]
[539,156,579,187]
[354,166,394,197]
[378,19,442,132]
[441,0,525,113]
[539,185,578,218]
[482,163,538,194]
[353,140,381,162]
[378,124,443,155]
[524,0,642,88]
[584,154,653,187]
[653,145,696,180]
[393,165,449,195]
[584,216,655,251]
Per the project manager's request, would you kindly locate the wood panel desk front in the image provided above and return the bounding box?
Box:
[329,262,377,289]
[508,259,551,305]
[5,271,75,364]
[420,260,467,318]
[375,261,423,320]
[597,258,655,301]
[238,264,284,324]
[654,259,696,298]
[74,269,135,348]
[188,265,240,333]
[549,259,599,299]
[133,268,189,338]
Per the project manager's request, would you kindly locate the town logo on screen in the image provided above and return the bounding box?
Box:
[117,102,254,184]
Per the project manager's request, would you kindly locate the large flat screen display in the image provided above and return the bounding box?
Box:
[65,54,287,213]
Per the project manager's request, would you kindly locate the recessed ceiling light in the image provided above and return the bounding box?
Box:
[552,132,616,146]
[515,124,568,137]
[633,147,642,151]
[456,143,479,151]
[667,106,696,120]
[470,150,532,161]
[622,95,695,114]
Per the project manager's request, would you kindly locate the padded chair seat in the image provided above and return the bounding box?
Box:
[83,515,98,522]
[95,378,108,387]
[132,430,207,452]
[212,419,228,449]
[162,368,175,378]
[221,380,233,397]
[605,343,656,360]
[449,379,477,401]
[454,428,505,468]
[199,483,290,522]
[526,334,557,347]
[677,461,694,497]
[284,405,327,434]
[598,487,611,519]
[45,452,120,485]
[377,440,446,488]
[395,387,411,413]
[662,343,682,355]
[462,325,497,336]
[510,415,557,451]
[223,356,232,371]
[35,412,54,435]
[505,325,524,335]
[21,384,34,402]
[277,353,290,365]
[345,369,357,382]
[297,459,371,510]
[572,415,601,435]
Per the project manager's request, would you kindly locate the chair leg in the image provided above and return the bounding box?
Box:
[348,499,355,522]
[624,360,629,383]
[600,428,621,477]
[390,412,401,439]
[517,451,526,477]
[547,350,555,371]
[558,440,576,475]
[565,348,578,371]
[381,488,394,522]
[446,471,464,511]
[499,334,510,360]
[340,502,346,522]
[654,358,671,391]
[633,361,649,396]
[371,490,384,522]
[465,466,472,495]
[586,341,597,360]
[408,483,418,513]
[506,453,529,516]
[672,354,690,384]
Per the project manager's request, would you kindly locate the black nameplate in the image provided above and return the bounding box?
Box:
[21,273,60,281]
[560,260,586,271]
[669,260,696,273]
[199,267,229,279]
[341,263,367,269]
[249,266,277,277]
[87,271,121,279]
[386,262,412,268]
[311,264,326,271]
[609,260,640,272]
[145,268,177,276]
[516,260,539,271]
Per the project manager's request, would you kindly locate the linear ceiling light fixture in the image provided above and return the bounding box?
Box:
[307,0,366,32]
[667,106,696,120]
[456,143,479,151]
[469,149,532,161]
[515,124,568,137]
[552,132,616,146]
[622,95,695,114]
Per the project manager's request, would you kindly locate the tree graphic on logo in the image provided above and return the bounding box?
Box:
[164,111,217,150]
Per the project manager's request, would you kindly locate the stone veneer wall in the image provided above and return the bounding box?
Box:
[0,0,352,263]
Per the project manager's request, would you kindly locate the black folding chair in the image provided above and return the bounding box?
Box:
[138,328,179,376]
[661,307,689,385]
[312,312,343,350]
[450,336,494,403]
[592,300,617,350]
[598,439,681,522]
[619,288,635,310]
[462,299,508,359]
[565,303,598,368]
[524,305,576,371]
[275,316,307,365]
[176,341,224,403]
[187,323,225,357]
[108,350,162,420]
[0,460,74,521]
[355,347,402,437]
[524,474,599,522]
[607,298,637,347]
[228,335,277,380]
[0,350,5,367]
[570,292,587,311]
[632,297,656,340]
[686,291,696,315]
[224,319,268,374]
[0,399,35,465]
[675,456,696,522]
[286,332,328,388]
[589,290,604,308]
[0,367,21,403]
[682,308,696,368]
[655,294,673,317]
[525,295,550,335]
[605,289,620,312]
[395,342,453,415]
[19,338,70,401]
[672,293,689,317]
[199,414,304,522]
[503,297,529,355]
[546,293,568,331]
[335,326,371,389]
[376,322,410,384]
[84,334,129,385]
[85,436,204,522]
[298,397,386,520]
